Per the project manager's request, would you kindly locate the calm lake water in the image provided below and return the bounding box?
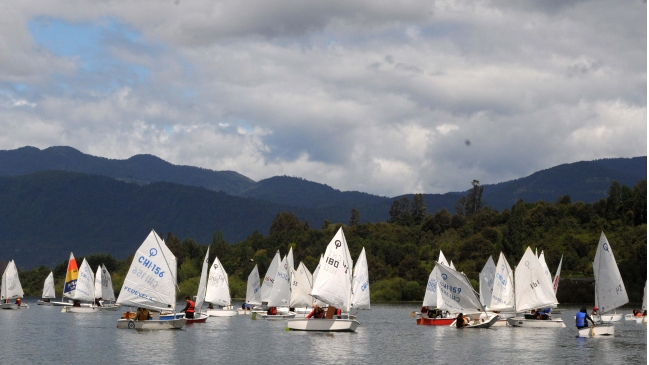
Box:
[1,299,645,364]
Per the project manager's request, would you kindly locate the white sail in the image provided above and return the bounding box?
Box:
[194,248,210,313]
[593,232,628,313]
[435,264,484,313]
[290,262,313,308]
[514,247,558,312]
[538,251,553,286]
[449,261,456,270]
[204,255,231,307]
[312,255,326,307]
[267,255,291,307]
[94,266,103,300]
[260,251,280,303]
[479,256,496,308]
[246,265,262,305]
[490,252,514,311]
[287,247,295,272]
[116,230,178,311]
[351,247,370,310]
[552,255,563,295]
[642,281,647,311]
[1,260,24,300]
[73,259,95,302]
[42,272,55,299]
[438,251,449,266]
[311,227,353,312]
[422,266,440,308]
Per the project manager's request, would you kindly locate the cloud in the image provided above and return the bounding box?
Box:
[0,0,645,197]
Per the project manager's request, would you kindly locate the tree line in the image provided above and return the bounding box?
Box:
[18,179,647,305]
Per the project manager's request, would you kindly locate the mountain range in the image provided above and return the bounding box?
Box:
[0,146,645,268]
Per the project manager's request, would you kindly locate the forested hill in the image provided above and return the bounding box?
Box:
[0,146,254,195]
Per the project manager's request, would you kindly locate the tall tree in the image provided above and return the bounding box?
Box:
[412,193,427,225]
[350,208,360,226]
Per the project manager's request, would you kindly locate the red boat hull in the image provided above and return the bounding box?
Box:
[186,316,208,324]
[416,317,455,326]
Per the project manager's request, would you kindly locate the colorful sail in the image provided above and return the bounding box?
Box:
[63,253,79,299]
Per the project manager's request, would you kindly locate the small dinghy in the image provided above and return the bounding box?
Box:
[38,272,56,305]
[577,233,628,337]
[204,250,237,318]
[94,264,120,311]
[1,260,28,309]
[115,230,186,330]
[63,258,101,313]
[185,248,211,323]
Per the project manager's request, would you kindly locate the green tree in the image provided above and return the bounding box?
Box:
[350,208,360,226]
[269,211,302,235]
[412,193,427,225]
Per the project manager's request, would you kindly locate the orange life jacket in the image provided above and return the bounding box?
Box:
[186,300,195,313]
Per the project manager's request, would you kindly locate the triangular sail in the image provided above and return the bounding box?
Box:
[246,265,262,305]
[642,281,647,311]
[42,272,56,299]
[514,247,558,312]
[204,255,231,307]
[538,251,553,286]
[593,232,628,313]
[351,247,370,310]
[422,251,448,308]
[260,251,280,303]
[267,255,291,307]
[312,255,326,307]
[311,227,353,312]
[438,251,449,266]
[290,262,313,308]
[101,265,116,301]
[490,252,514,311]
[449,261,456,270]
[73,259,95,302]
[94,266,103,300]
[116,230,178,311]
[287,247,295,272]
[1,260,24,300]
[435,264,484,313]
[63,253,79,299]
[479,256,496,308]
[552,256,563,295]
[194,248,210,313]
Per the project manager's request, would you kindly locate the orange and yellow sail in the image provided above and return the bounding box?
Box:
[63,252,79,296]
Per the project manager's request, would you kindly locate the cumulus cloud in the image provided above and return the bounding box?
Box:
[0,0,645,197]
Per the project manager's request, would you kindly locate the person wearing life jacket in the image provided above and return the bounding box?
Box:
[15,298,21,307]
[182,296,195,319]
[455,313,466,328]
[268,306,277,315]
[306,304,325,319]
[575,307,595,329]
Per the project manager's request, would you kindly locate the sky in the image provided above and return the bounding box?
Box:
[0,0,646,197]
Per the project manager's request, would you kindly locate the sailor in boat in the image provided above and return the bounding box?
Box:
[181,296,195,319]
[306,305,325,319]
[575,307,595,330]
[267,306,278,315]
[15,298,21,307]
[135,307,151,320]
[95,297,104,307]
[73,300,81,307]
[591,306,599,316]
[455,313,469,328]
[241,303,251,311]
[632,309,641,317]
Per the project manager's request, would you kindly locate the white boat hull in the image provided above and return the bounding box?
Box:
[287,318,360,332]
[237,308,251,315]
[507,317,566,328]
[466,315,500,328]
[257,312,296,320]
[117,318,186,330]
[592,313,623,322]
[207,309,238,317]
[636,316,647,324]
[0,303,28,310]
[97,304,121,311]
[577,323,614,337]
[61,306,100,313]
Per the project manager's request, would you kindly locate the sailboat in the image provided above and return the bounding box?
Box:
[62,258,100,313]
[258,250,281,311]
[506,247,565,328]
[479,256,495,310]
[287,227,359,332]
[488,252,515,326]
[350,247,370,311]
[416,251,455,325]
[94,264,119,310]
[116,230,185,330]
[37,272,56,305]
[238,265,261,314]
[51,253,79,306]
[205,252,237,317]
[184,248,210,322]
[578,233,628,337]
[435,264,499,328]
[1,260,27,309]
[259,255,295,320]
[290,262,314,317]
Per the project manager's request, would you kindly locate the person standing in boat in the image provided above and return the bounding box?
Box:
[575,307,595,329]
[181,296,195,319]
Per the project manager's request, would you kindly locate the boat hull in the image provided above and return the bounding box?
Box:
[577,323,614,337]
[257,312,296,320]
[636,316,647,324]
[287,318,360,332]
[186,313,209,323]
[592,313,623,322]
[466,315,500,328]
[507,317,566,328]
[61,306,100,313]
[416,317,455,326]
[237,308,251,315]
[117,318,186,330]
[207,309,238,317]
[624,314,642,321]
[37,300,54,306]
